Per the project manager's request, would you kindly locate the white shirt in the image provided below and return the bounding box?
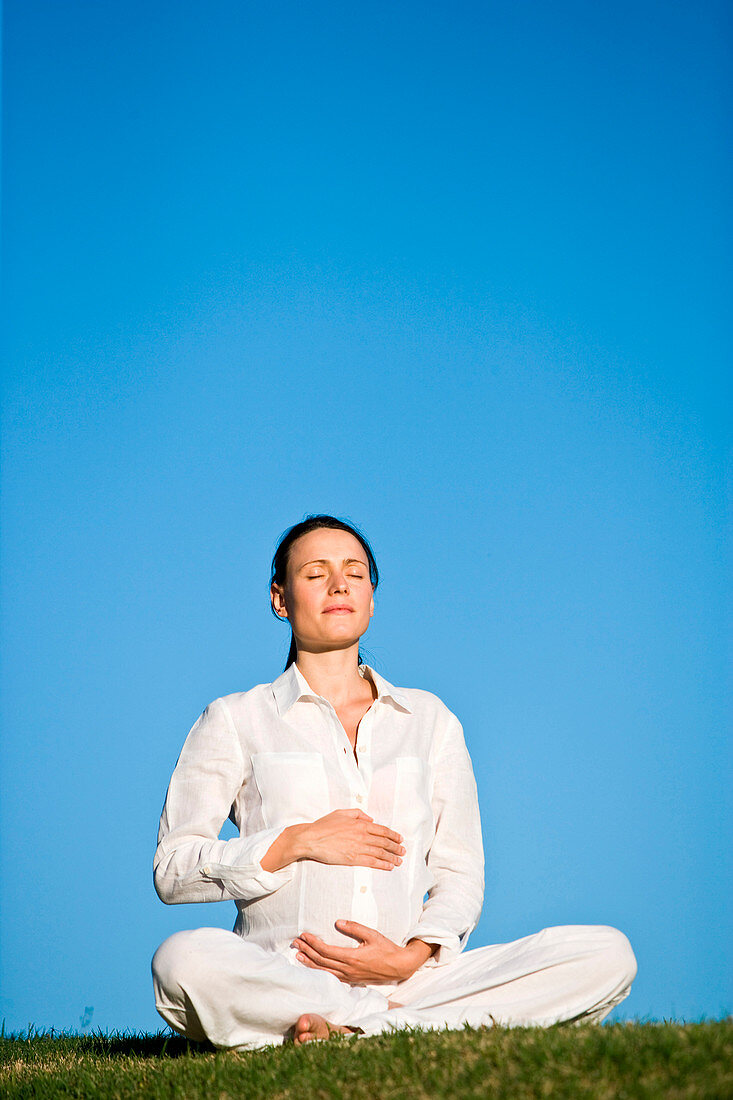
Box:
[154,663,484,967]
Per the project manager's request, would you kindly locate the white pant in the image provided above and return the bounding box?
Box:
[152,924,637,1050]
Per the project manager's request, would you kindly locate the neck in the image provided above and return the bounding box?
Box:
[293,644,371,708]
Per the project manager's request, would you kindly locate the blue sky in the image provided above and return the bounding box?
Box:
[1,0,730,1034]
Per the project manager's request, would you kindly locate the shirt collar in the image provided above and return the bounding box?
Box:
[271,662,413,716]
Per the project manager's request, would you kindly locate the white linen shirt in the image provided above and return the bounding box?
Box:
[154,663,484,967]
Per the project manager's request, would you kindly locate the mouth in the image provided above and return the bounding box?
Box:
[323,606,354,614]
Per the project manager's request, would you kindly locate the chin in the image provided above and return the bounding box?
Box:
[323,627,366,647]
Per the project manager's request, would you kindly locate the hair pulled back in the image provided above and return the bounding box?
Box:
[270,514,379,671]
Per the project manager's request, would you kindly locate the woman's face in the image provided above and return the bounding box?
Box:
[271,527,374,655]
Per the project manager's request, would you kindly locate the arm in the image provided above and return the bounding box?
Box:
[154,700,405,905]
[153,698,296,904]
[405,711,485,965]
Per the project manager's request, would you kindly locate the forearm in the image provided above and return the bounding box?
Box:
[154,828,296,904]
[259,824,308,872]
[401,938,438,976]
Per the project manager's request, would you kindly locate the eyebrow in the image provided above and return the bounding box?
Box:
[296,558,368,570]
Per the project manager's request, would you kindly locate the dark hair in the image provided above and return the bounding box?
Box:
[270,514,379,671]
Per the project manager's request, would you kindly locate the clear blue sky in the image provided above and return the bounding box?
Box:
[1,0,730,1035]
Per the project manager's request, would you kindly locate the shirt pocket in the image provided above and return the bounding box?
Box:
[251,751,330,829]
[393,756,433,836]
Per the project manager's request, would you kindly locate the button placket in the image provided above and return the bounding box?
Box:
[323,701,357,788]
[353,704,374,797]
[349,702,377,923]
[328,707,370,808]
[352,865,377,927]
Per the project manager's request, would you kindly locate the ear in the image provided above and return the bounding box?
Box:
[369,591,374,618]
[271,583,288,618]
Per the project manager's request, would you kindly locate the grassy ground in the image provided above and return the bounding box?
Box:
[1,1021,731,1099]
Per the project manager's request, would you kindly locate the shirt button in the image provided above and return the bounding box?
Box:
[203,866,210,875]
[356,795,364,804]
[360,885,367,894]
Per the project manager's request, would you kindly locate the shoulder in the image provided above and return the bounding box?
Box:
[216,682,275,707]
[388,680,463,730]
[401,686,455,713]
[392,684,476,772]
[203,682,277,721]
[377,667,469,753]
[181,683,276,754]
[367,664,460,722]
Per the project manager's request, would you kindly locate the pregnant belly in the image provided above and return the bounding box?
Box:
[302,863,421,947]
[242,861,424,954]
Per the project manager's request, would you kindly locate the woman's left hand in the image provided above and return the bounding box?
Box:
[291,922,435,985]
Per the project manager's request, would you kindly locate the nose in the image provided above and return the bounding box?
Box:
[330,571,350,594]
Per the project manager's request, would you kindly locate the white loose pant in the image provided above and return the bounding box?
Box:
[152,924,637,1050]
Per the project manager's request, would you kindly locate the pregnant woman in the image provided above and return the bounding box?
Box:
[152,514,636,1049]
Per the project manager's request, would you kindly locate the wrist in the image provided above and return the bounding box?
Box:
[260,824,306,871]
[280,822,310,865]
[397,939,436,980]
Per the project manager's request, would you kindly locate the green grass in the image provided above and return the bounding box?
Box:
[1,1021,731,1099]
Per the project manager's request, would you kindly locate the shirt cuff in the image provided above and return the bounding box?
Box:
[404,923,471,967]
[200,828,297,899]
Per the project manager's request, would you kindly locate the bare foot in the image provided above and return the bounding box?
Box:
[292,1006,397,1044]
[293,1013,355,1044]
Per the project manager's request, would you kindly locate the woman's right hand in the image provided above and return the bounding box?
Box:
[261,810,404,872]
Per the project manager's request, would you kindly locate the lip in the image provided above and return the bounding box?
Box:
[323,605,354,613]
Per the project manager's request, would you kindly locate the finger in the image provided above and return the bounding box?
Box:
[372,839,406,857]
[363,839,404,859]
[334,920,377,942]
[297,947,356,980]
[359,846,403,867]
[356,855,402,871]
[347,809,374,821]
[296,933,353,963]
[366,824,403,844]
[363,830,405,854]
[296,954,346,981]
[298,953,362,985]
[295,941,348,971]
[362,840,403,860]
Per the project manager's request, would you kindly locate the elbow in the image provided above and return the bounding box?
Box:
[153,858,179,905]
[153,871,173,905]
[457,871,485,929]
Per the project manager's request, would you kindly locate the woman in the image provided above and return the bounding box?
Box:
[152,515,636,1049]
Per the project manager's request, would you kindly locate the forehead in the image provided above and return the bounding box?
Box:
[289,528,368,568]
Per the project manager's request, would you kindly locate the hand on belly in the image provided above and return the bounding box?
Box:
[292,920,436,984]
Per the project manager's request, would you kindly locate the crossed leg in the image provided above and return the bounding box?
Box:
[152,924,637,1050]
[152,928,391,1050]
[351,924,637,1037]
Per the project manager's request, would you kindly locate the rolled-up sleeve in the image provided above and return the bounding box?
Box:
[153,698,296,904]
[406,712,484,965]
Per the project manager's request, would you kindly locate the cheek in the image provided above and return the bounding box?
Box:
[284,583,320,624]
[359,594,375,619]
[294,589,323,618]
